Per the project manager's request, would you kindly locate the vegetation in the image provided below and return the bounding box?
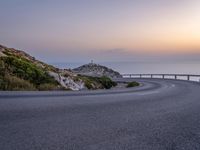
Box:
[0,55,59,91]
[126,81,140,88]
[38,83,58,91]
[0,75,36,91]
[77,75,117,90]
[98,76,117,89]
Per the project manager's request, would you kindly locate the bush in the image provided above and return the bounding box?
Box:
[38,83,58,91]
[0,75,36,91]
[98,76,117,89]
[84,80,94,89]
[0,59,6,76]
[126,81,140,88]
[77,75,117,90]
[0,56,58,88]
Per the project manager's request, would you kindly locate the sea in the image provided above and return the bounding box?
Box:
[51,61,200,82]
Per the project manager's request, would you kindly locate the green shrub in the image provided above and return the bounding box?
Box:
[0,56,59,90]
[0,59,6,76]
[126,81,140,88]
[0,56,58,87]
[98,76,117,89]
[0,75,36,91]
[77,75,117,90]
[84,80,94,89]
[38,83,58,91]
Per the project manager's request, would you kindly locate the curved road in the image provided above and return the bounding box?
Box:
[1,79,200,150]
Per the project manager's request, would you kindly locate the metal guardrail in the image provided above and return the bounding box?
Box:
[122,74,200,82]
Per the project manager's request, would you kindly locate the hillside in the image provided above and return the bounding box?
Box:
[0,45,117,91]
[73,63,122,78]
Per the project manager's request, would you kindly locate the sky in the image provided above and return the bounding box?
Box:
[0,0,200,63]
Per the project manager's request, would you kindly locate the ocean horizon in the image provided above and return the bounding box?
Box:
[51,61,200,75]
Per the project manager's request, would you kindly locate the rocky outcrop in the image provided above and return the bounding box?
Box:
[48,71,84,91]
[73,63,122,78]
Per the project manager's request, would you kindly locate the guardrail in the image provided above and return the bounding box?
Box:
[122,74,200,82]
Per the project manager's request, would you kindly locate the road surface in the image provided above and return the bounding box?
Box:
[1,79,200,150]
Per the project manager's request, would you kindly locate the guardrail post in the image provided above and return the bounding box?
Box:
[129,74,131,78]
[187,75,190,81]
[162,75,165,79]
[175,75,177,80]
[151,74,153,78]
[140,74,142,78]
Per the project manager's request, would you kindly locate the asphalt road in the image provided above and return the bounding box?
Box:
[1,79,200,150]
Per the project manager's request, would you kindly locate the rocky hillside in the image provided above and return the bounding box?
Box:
[73,63,122,78]
[0,44,117,91]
